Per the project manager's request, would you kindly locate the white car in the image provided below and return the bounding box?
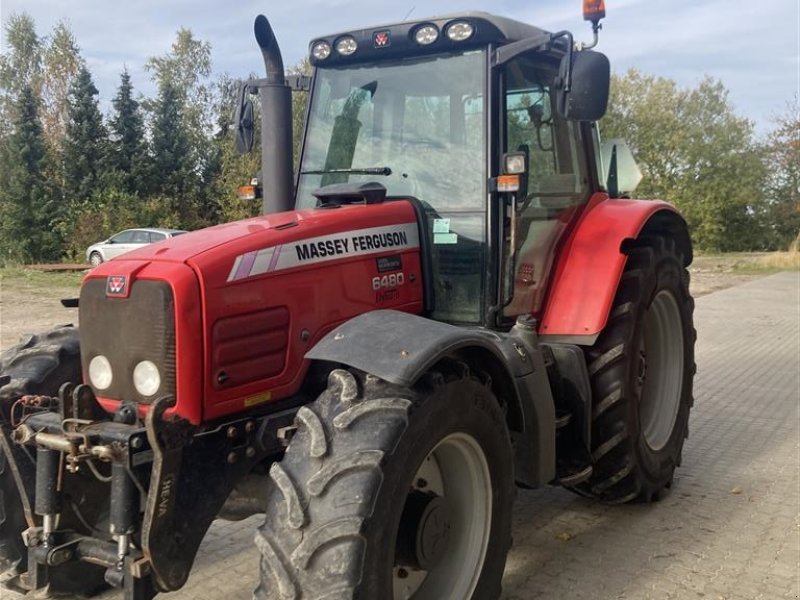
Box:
[86,228,186,267]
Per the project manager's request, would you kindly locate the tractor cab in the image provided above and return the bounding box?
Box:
[243,11,610,326]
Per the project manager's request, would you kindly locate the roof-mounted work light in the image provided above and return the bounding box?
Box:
[580,0,606,49]
[583,0,606,25]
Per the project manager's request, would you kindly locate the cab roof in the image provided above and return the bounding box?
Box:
[309,12,552,67]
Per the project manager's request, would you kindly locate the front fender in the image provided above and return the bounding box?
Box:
[306,309,557,487]
[539,197,691,343]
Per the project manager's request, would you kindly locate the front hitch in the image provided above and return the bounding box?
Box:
[9,383,298,599]
[10,384,169,599]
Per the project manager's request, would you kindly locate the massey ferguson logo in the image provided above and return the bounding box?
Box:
[106,275,127,296]
[374,31,390,47]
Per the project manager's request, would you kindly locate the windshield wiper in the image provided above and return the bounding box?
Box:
[300,166,392,176]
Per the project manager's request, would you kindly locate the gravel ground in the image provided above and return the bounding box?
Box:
[0,264,797,600]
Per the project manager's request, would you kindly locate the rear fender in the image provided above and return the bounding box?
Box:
[539,196,691,343]
[306,310,556,487]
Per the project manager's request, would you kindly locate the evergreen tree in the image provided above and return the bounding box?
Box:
[0,86,61,262]
[145,28,216,224]
[0,14,44,149]
[63,66,107,204]
[149,81,195,223]
[0,14,43,120]
[109,69,149,194]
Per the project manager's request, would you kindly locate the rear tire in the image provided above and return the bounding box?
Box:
[255,362,515,599]
[572,235,695,503]
[0,326,108,596]
[89,252,103,267]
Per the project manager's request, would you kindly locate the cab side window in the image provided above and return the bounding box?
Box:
[505,58,586,207]
[149,232,167,242]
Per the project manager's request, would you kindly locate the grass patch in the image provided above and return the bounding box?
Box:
[748,252,800,272]
[693,252,800,274]
[0,266,86,289]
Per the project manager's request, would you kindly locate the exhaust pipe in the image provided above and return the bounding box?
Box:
[254,15,293,215]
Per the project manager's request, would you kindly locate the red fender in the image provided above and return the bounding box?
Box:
[539,194,686,342]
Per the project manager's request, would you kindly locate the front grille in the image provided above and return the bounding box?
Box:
[80,279,176,404]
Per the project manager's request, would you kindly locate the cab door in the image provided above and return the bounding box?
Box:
[501,56,591,317]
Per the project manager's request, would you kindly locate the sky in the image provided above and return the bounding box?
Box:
[1,0,798,137]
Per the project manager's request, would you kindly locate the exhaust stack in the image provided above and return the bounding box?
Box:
[253,15,293,215]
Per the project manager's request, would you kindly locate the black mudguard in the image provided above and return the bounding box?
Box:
[306,309,556,487]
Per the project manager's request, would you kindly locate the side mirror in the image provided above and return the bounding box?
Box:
[556,50,610,121]
[234,83,255,155]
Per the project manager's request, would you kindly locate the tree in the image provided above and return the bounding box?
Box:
[601,70,767,251]
[212,73,261,222]
[149,80,196,224]
[62,67,107,205]
[290,58,311,166]
[108,69,149,195]
[762,99,800,250]
[0,14,43,139]
[145,29,217,223]
[40,21,84,153]
[0,86,61,262]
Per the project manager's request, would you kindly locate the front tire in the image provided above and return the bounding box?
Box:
[89,252,103,267]
[256,363,515,600]
[573,235,696,503]
[0,327,83,582]
[0,326,109,596]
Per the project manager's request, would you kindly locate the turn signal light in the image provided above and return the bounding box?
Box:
[583,0,606,23]
[238,185,258,200]
[497,174,520,193]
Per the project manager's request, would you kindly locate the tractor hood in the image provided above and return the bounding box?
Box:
[109,201,421,285]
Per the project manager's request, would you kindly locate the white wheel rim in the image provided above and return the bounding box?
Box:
[393,432,492,599]
[639,289,685,451]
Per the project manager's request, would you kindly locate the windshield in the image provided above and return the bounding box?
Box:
[296,50,486,210]
[296,50,488,323]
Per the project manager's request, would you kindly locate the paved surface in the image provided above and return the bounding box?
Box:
[6,272,800,599]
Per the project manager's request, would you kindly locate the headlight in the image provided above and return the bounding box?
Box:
[335,36,358,56]
[446,21,475,42]
[89,355,113,390]
[133,360,161,397]
[414,24,439,45]
[311,40,331,60]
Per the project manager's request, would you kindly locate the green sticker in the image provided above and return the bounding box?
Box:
[434,233,458,245]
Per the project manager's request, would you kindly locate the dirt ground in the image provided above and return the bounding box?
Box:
[0,254,788,350]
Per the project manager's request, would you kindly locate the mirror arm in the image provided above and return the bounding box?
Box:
[549,31,574,93]
[580,22,602,50]
[245,75,310,95]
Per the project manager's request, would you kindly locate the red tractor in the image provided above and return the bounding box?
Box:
[0,4,694,599]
